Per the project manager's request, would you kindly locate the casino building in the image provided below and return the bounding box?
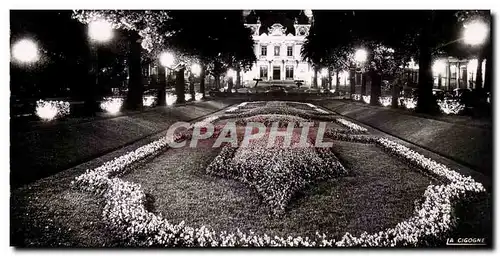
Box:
[241,10,316,88]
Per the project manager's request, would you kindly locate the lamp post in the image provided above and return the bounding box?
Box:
[320,68,328,91]
[189,63,201,100]
[87,19,113,114]
[226,69,236,94]
[11,38,40,99]
[158,51,175,106]
[462,20,489,97]
[352,48,367,98]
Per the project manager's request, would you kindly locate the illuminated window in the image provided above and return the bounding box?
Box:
[287,46,293,56]
[260,66,268,79]
[261,46,267,56]
[274,46,280,56]
[286,66,294,79]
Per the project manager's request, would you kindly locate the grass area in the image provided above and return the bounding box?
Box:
[317,100,492,176]
[10,100,233,188]
[122,137,436,239]
[11,100,491,247]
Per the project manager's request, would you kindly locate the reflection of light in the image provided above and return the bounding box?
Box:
[100,97,123,114]
[35,100,70,121]
[143,96,156,107]
[159,52,175,67]
[354,49,368,63]
[12,39,39,63]
[88,19,113,42]
[191,63,201,76]
[432,59,446,76]
[463,21,488,45]
[321,68,328,77]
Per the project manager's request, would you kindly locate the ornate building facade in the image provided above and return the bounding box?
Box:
[242,11,315,87]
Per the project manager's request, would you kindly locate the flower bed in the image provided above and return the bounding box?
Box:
[101,97,123,114]
[362,95,371,104]
[400,97,417,110]
[35,100,70,121]
[437,99,465,115]
[333,118,368,134]
[72,102,486,247]
[352,94,361,101]
[379,96,392,107]
[205,131,347,215]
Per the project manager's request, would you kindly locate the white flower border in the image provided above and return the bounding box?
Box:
[72,107,486,247]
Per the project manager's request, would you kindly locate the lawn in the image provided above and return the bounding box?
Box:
[11,100,490,247]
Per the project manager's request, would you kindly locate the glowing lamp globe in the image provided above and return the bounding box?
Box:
[463,21,488,46]
[321,68,328,77]
[191,63,201,76]
[12,39,39,63]
[159,52,175,68]
[88,20,113,43]
[354,49,368,63]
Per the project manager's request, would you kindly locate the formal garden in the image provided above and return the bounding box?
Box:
[63,101,489,247]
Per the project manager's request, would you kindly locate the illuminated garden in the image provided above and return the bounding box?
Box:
[10,9,492,249]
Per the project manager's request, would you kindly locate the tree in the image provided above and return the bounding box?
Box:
[73,10,171,111]
[163,10,255,99]
[302,11,357,94]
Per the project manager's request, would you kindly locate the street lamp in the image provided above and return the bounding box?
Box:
[354,49,368,63]
[12,38,39,64]
[463,20,489,46]
[191,63,201,76]
[88,19,113,43]
[86,19,113,114]
[160,52,175,68]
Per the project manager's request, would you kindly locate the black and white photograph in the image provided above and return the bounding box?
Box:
[5,1,497,251]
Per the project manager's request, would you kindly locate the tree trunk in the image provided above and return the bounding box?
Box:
[349,68,356,97]
[200,64,206,99]
[392,79,400,108]
[335,69,340,93]
[189,74,195,100]
[475,55,484,93]
[313,67,318,88]
[175,67,185,104]
[124,31,143,111]
[416,12,439,114]
[156,65,167,106]
[370,70,382,106]
[83,43,100,115]
[328,68,332,90]
[361,72,367,95]
[214,75,220,89]
[236,66,241,89]
[227,77,234,94]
